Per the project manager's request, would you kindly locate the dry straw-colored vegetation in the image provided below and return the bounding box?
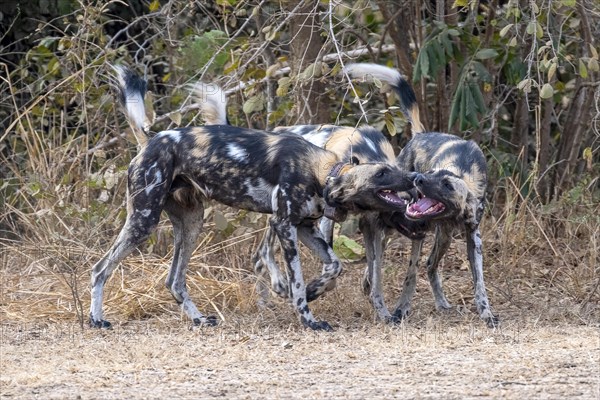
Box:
[0,0,598,332]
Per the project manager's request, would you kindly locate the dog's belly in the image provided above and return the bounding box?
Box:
[218,197,273,214]
[243,178,275,210]
[201,178,275,214]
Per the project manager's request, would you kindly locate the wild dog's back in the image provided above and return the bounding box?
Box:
[190,79,397,165]
[272,125,396,164]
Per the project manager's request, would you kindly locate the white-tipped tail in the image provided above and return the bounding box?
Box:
[344,63,403,87]
[113,65,150,147]
[188,82,228,125]
[344,63,425,133]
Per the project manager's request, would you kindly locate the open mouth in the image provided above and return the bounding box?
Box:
[377,189,409,208]
[406,192,445,219]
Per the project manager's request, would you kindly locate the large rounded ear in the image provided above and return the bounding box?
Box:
[350,156,360,166]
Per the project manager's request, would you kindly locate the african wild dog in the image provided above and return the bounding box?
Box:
[89,66,416,331]
[346,63,498,327]
[190,83,425,321]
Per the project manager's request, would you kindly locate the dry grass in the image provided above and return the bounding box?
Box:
[1,118,598,369]
[2,113,597,328]
[1,194,598,329]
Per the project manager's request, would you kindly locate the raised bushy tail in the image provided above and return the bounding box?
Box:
[188,82,229,125]
[344,63,425,133]
[113,65,151,148]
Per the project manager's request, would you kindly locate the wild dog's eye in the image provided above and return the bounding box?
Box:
[443,180,454,191]
[375,168,388,178]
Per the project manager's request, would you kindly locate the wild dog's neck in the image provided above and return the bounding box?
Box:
[316,152,342,188]
[445,165,486,201]
[326,161,355,181]
[322,159,352,223]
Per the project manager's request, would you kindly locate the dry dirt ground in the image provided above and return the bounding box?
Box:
[1,231,599,399]
[1,314,599,399]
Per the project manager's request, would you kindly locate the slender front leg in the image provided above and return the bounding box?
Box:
[466,227,498,327]
[297,223,343,302]
[252,225,289,303]
[319,218,335,246]
[359,214,393,322]
[272,217,332,331]
[392,238,424,321]
[425,225,453,311]
[252,218,335,304]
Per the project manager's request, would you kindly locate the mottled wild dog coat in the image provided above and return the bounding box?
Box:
[345,63,498,327]
[89,67,416,331]
[191,83,424,319]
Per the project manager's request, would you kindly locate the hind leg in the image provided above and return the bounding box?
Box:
[90,208,161,328]
[164,199,217,327]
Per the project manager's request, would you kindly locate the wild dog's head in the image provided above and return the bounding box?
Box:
[406,169,486,227]
[398,132,488,228]
[324,159,416,213]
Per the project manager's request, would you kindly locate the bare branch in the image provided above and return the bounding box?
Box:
[153,44,397,125]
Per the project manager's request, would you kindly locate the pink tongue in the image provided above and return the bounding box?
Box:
[413,197,434,211]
